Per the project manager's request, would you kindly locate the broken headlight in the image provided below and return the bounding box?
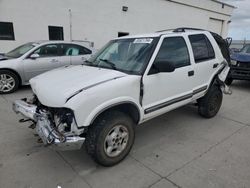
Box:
[53,108,78,135]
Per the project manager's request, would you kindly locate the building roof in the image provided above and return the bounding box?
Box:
[211,0,235,8]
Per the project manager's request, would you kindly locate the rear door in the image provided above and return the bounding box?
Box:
[188,34,217,94]
[62,44,92,65]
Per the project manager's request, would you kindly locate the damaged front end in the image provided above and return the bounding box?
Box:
[13,96,85,151]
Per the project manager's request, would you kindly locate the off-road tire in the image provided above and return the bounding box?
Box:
[85,111,135,166]
[198,85,223,118]
[0,70,19,94]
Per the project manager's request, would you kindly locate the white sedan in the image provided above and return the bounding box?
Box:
[0,41,94,93]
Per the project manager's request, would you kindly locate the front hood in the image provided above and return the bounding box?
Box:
[231,53,250,62]
[30,65,127,107]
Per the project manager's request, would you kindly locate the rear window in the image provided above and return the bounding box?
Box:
[189,34,215,63]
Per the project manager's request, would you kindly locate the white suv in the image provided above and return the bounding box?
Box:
[13,28,231,166]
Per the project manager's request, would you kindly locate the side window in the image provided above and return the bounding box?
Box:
[154,37,190,68]
[189,34,215,63]
[63,44,91,56]
[33,44,59,57]
[79,46,92,55]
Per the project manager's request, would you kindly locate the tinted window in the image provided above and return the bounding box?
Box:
[33,44,59,57]
[0,22,15,40]
[62,44,91,56]
[189,34,215,62]
[154,37,190,68]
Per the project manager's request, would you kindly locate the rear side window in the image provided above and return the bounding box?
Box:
[155,37,190,68]
[189,34,215,63]
[62,44,91,56]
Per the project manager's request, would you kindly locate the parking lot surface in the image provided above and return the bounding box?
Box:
[1,82,250,188]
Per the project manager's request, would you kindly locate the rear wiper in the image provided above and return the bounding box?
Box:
[99,59,117,70]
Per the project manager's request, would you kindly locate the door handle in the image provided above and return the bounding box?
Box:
[188,70,194,77]
[213,63,219,68]
[50,59,58,63]
[81,57,87,61]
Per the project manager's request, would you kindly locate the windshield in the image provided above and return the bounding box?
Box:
[86,37,158,74]
[241,45,250,54]
[5,42,36,58]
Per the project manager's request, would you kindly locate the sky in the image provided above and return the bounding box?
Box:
[221,0,250,40]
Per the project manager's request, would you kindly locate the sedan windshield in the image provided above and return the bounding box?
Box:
[241,45,250,54]
[5,43,36,58]
[86,38,158,74]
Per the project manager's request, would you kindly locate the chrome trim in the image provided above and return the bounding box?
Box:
[13,99,85,151]
[13,99,38,121]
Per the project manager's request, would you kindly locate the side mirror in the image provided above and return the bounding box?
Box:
[30,53,40,59]
[154,61,175,73]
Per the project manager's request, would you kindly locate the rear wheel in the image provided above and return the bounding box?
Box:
[85,111,135,166]
[0,70,19,94]
[198,85,223,118]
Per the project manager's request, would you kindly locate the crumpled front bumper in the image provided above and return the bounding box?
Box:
[13,99,85,151]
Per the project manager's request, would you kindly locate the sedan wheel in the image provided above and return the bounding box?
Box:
[0,71,19,94]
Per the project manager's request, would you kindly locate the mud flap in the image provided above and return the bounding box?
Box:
[217,65,232,95]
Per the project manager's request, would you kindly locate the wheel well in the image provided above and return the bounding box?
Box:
[0,68,22,86]
[92,103,141,125]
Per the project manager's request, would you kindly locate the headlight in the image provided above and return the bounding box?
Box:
[231,60,237,66]
[53,108,78,134]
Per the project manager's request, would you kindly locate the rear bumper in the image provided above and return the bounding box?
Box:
[13,99,85,151]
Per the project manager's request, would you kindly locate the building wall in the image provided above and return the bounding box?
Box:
[0,0,234,53]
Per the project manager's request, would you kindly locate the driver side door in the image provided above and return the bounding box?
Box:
[143,36,195,119]
[22,44,63,82]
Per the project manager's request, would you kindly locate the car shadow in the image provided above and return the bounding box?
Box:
[231,80,250,91]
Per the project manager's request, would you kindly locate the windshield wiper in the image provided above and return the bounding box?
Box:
[82,60,94,66]
[99,59,117,70]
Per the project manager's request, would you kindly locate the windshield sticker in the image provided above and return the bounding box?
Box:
[133,38,153,44]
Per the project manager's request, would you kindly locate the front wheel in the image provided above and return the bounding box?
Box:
[0,70,19,94]
[85,111,135,166]
[198,85,223,118]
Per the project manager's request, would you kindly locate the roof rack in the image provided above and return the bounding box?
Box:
[156,27,206,33]
[172,27,205,32]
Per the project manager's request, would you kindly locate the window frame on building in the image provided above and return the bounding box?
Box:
[0,22,15,40]
[48,26,64,41]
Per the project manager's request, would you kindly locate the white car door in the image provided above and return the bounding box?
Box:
[142,36,195,119]
[22,44,69,82]
[188,34,217,92]
[63,44,92,65]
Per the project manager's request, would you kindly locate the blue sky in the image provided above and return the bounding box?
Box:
[221,0,250,40]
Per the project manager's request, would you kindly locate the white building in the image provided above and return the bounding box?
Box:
[0,0,234,53]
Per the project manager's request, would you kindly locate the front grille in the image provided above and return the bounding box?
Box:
[238,62,250,68]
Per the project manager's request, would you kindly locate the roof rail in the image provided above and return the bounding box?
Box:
[156,27,206,33]
[173,27,205,32]
[156,29,174,33]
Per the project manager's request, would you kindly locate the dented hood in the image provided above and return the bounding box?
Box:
[30,65,127,107]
